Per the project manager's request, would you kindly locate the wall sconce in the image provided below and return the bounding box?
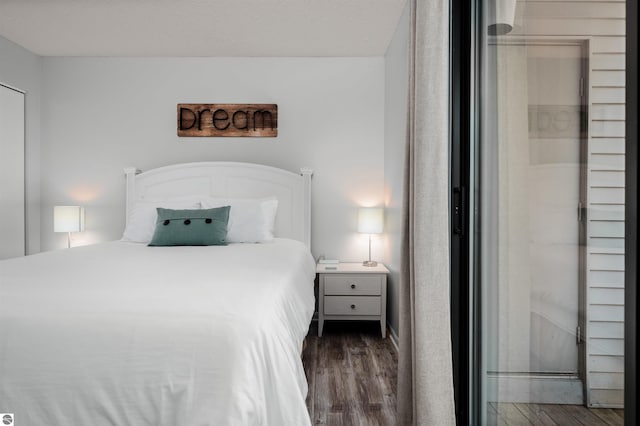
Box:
[54,206,85,248]
[358,207,384,267]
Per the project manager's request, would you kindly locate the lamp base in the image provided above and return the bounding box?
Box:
[362,260,378,267]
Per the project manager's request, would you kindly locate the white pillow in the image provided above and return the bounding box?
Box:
[200,197,278,243]
[122,196,202,243]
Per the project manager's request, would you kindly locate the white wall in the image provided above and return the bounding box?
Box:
[383,0,409,337]
[0,35,41,255]
[40,57,385,260]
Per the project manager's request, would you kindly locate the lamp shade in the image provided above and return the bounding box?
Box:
[358,208,384,234]
[54,206,85,233]
[488,0,517,35]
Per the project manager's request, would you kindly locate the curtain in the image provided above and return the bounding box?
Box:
[397,0,456,424]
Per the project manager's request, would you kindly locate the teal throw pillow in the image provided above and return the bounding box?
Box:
[148,207,230,246]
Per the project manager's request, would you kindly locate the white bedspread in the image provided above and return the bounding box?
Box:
[0,239,315,426]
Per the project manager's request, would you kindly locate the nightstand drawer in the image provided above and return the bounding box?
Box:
[324,296,381,316]
[324,275,382,296]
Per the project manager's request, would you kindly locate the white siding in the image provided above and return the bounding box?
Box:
[517,0,626,408]
[585,0,625,406]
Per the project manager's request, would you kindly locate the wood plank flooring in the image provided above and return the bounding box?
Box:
[490,403,625,426]
[301,321,626,426]
[302,321,398,426]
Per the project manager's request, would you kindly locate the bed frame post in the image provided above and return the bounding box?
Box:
[124,167,140,226]
[300,167,313,249]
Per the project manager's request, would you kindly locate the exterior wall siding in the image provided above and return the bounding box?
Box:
[516,0,626,408]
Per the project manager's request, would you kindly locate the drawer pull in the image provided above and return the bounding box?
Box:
[350,304,356,309]
[350,284,356,289]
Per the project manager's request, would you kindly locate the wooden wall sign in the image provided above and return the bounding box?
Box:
[177,104,277,137]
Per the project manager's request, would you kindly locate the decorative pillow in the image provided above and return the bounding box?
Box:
[200,197,278,243]
[122,196,202,243]
[148,207,230,246]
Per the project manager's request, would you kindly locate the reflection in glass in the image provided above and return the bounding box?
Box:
[476,0,626,423]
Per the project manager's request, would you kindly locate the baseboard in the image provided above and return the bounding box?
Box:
[388,324,399,353]
[487,373,584,404]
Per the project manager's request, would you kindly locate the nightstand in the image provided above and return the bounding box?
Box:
[317,262,389,338]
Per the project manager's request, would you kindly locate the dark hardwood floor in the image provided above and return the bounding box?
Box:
[302,322,626,426]
[302,321,398,426]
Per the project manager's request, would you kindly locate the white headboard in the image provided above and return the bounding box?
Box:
[124,162,313,248]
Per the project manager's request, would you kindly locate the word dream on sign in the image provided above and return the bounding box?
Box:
[177,104,278,137]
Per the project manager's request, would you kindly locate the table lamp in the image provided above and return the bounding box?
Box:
[54,205,85,248]
[358,207,383,267]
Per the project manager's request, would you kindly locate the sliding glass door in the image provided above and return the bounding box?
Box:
[470,0,628,423]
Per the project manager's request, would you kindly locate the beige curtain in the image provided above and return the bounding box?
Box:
[397,0,456,424]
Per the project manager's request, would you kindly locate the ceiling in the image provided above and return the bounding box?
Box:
[0,0,407,57]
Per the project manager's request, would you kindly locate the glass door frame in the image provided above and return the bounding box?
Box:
[449,0,472,423]
[624,0,637,424]
[449,0,638,424]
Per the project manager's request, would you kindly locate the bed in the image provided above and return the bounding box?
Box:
[0,162,315,426]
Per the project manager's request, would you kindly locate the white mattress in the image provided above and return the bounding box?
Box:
[0,239,316,426]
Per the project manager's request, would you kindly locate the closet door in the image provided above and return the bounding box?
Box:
[0,84,25,260]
